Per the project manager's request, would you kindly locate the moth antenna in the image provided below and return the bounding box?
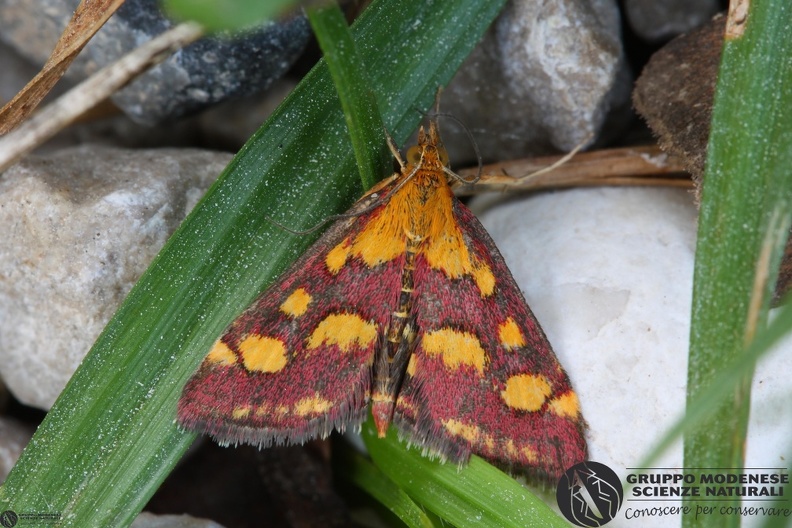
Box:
[261,129,430,235]
[519,132,593,181]
[385,128,406,170]
[411,86,445,119]
[316,163,423,223]
[433,86,443,116]
[375,162,422,204]
[432,111,483,185]
[260,211,336,236]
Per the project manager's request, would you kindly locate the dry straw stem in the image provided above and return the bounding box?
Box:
[0,0,125,135]
[0,21,204,173]
[454,145,691,196]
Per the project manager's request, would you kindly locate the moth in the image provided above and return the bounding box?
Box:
[178,116,587,480]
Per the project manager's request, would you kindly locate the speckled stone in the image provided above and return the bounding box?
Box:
[0,146,232,409]
[441,0,631,164]
[0,0,310,124]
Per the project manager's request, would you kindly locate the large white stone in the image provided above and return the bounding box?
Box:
[471,186,792,527]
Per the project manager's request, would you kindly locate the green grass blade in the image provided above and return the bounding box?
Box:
[0,1,507,526]
[163,0,300,32]
[307,4,389,191]
[683,1,792,527]
[362,420,569,528]
[338,444,437,528]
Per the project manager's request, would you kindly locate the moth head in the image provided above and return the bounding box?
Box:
[407,122,450,168]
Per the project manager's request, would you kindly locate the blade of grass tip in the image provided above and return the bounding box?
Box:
[337,443,437,528]
[684,1,792,527]
[0,0,508,526]
[362,419,569,528]
[307,4,390,191]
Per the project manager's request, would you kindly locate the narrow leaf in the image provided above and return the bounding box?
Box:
[362,421,568,528]
[684,1,792,526]
[307,3,389,190]
[338,443,436,528]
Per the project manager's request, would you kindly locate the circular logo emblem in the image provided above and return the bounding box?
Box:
[0,510,18,528]
[557,461,623,527]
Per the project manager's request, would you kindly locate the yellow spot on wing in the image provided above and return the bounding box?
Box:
[294,395,333,416]
[307,313,378,352]
[280,287,312,317]
[423,328,487,373]
[521,445,538,462]
[505,439,519,458]
[419,195,495,297]
[206,340,236,366]
[406,355,417,376]
[239,335,288,373]
[442,419,482,444]
[346,207,406,268]
[232,407,251,419]
[326,239,351,274]
[471,263,496,296]
[424,227,465,276]
[548,391,581,418]
[443,420,538,462]
[498,318,526,349]
[501,374,552,411]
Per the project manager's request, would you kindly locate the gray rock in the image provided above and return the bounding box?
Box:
[442,0,631,163]
[624,0,720,42]
[0,0,310,124]
[0,38,292,156]
[0,146,232,409]
[0,417,34,482]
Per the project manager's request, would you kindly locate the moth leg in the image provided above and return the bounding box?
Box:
[385,128,406,170]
